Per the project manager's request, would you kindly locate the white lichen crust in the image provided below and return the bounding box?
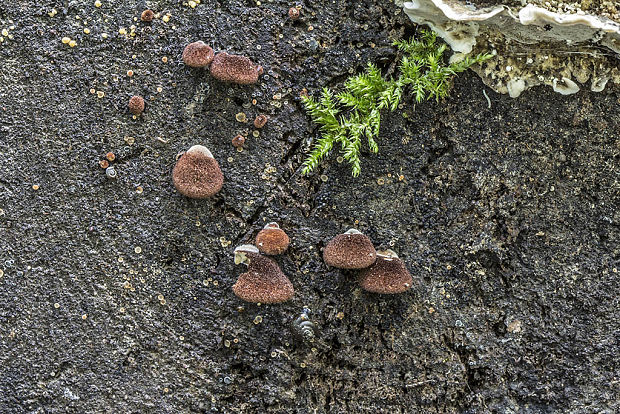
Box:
[399,0,620,96]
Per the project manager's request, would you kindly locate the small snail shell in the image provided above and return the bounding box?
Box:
[292,308,319,342]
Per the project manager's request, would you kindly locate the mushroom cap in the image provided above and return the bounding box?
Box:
[288,7,300,20]
[253,114,268,129]
[231,135,245,148]
[140,9,154,22]
[358,250,413,294]
[128,95,145,115]
[182,41,215,68]
[210,52,262,85]
[255,222,290,255]
[323,229,376,269]
[172,145,223,199]
[232,248,294,303]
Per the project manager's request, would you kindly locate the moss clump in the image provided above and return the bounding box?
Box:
[302,30,492,177]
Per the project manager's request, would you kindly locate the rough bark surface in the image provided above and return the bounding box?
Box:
[0,1,618,413]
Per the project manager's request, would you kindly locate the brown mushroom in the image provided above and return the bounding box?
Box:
[358,250,413,294]
[253,114,268,129]
[255,222,290,255]
[128,95,145,115]
[182,41,215,68]
[172,145,223,198]
[140,9,154,22]
[232,245,294,303]
[210,52,263,85]
[288,7,300,20]
[231,135,245,148]
[323,229,376,269]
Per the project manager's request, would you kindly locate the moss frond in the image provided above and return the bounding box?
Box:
[302,29,492,177]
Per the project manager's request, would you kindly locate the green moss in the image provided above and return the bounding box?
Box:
[302,30,492,177]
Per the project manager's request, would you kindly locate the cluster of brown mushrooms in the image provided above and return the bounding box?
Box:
[169,42,267,198]
[169,42,412,303]
[324,229,414,294]
[232,223,294,304]
[229,226,414,305]
[182,41,263,85]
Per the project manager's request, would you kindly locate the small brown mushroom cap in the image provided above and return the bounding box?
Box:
[128,95,145,115]
[231,135,245,148]
[182,41,215,68]
[253,114,268,129]
[358,250,413,294]
[172,145,223,199]
[288,7,301,20]
[232,245,294,303]
[140,9,154,22]
[323,229,376,269]
[255,222,290,255]
[210,52,263,85]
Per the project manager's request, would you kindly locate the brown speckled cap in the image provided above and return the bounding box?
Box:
[323,229,376,269]
[232,245,294,303]
[253,114,268,129]
[172,145,223,199]
[128,95,145,115]
[358,250,413,294]
[210,52,263,85]
[182,41,215,68]
[140,9,154,22]
[256,222,290,255]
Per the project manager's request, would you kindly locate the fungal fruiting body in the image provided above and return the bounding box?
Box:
[172,145,223,199]
[253,114,268,129]
[288,7,300,20]
[128,95,145,115]
[358,250,413,294]
[323,229,377,269]
[232,135,245,148]
[401,0,620,96]
[232,245,294,303]
[140,9,154,22]
[210,52,263,85]
[182,41,215,68]
[255,222,290,255]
